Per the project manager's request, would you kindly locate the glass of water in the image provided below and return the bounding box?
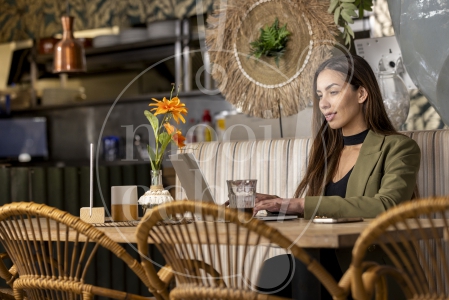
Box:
[226,180,257,216]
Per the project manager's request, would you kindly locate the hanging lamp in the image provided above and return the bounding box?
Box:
[53,15,86,73]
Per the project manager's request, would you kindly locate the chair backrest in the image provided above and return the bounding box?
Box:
[0,202,153,300]
[349,196,449,300]
[136,201,348,300]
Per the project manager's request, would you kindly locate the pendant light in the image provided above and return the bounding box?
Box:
[53,1,86,73]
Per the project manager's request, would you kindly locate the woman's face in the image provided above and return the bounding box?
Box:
[316,69,367,135]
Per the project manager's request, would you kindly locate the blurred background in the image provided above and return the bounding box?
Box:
[0,0,446,167]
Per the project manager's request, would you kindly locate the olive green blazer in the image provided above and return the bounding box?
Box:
[304,130,421,219]
[303,131,421,295]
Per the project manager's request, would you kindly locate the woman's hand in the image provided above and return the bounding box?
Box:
[224,193,278,206]
[255,193,280,202]
[254,195,305,215]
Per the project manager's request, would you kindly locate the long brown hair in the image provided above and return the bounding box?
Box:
[294,54,398,198]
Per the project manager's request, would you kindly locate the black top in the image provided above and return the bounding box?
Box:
[342,129,369,146]
[325,167,353,197]
[324,129,369,197]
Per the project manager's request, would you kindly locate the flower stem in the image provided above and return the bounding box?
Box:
[170,85,175,100]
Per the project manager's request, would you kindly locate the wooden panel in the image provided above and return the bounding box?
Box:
[64,167,79,215]
[31,167,46,203]
[46,167,63,208]
[0,168,11,204]
[11,168,29,202]
[121,165,136,185]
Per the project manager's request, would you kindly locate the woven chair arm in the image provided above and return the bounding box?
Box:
[339,261,380,297]
[13,277,151,300]
[0,253,17,288]
[89,285,152,300]
[338,267,352,297]
[355,264,412,300]
[170,286,289,300]
[157,265,174,287]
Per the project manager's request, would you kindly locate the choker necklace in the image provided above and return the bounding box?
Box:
[343,129,369,146]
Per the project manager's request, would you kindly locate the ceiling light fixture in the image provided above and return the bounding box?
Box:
[53,1,86,73]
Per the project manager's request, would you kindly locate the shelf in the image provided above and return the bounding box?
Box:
[28,21,214,107]
[11,90,224,113]
[36,36,188,75]
[38,36,181,62]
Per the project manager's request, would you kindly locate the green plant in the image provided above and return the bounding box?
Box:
[328,0,373,47]
[249,18,291,67]
[144,85,187,171]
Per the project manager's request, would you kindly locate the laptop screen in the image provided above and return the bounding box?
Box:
[169,153,216,204]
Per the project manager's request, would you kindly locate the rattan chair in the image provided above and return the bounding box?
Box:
[0,252,17,299]
[0,202,168,300]
[136,201,349,300]
[347,196,449,300]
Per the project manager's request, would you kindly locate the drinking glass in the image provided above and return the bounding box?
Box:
[227,180,257,216]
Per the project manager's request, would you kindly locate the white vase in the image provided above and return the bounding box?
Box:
[138,170,174,215]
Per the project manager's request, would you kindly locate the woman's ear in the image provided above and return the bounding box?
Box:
[358,87,368,104]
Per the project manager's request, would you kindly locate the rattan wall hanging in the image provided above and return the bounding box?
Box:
[206,0,339,118]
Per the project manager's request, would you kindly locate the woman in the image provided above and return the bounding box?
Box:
[255,54,420,218]
[255,54,421,299]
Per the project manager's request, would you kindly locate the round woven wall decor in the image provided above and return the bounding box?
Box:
[206,0,339,118]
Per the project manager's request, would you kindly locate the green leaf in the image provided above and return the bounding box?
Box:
[334,6,341,26]
[362,0,373,9]
[341,2,357,10]
[341,10,354,24]
[155,132,172,166]
[344,8,358,18]
[147,145,156,170]
[345,32,352,46]
[340,0,355,2]
[345,24,355,38]
[158,132,171,147]
[144,110,159,138]
[249,17,290,67]
[328,0,339,13]
[359,0,373,15]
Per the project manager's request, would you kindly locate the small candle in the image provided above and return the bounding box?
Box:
[90,143,93,216]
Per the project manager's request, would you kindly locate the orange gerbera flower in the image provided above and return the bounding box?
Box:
[172,130,186,148]
[163,122,175,135]
[149,96,188,124]
[163,123,186,148]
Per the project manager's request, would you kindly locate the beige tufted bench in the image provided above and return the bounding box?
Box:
[176,129,449,203]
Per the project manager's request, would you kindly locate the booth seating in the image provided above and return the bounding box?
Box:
[175,129,449,203]
[175,129,449,294]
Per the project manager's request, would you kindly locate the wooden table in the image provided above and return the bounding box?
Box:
[20,217,446,248]
[92,218,446,248]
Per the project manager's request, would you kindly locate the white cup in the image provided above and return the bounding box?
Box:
[111,186,138,221]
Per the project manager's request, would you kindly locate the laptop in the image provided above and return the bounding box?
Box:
[169,153,298,221]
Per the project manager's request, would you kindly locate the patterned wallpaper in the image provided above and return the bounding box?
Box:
[0,0,214,43]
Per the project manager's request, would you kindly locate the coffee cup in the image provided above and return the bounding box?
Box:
[111,186,138,221]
